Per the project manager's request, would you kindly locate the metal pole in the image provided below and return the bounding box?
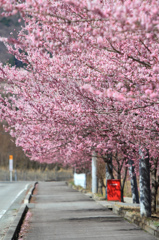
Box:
[9,155,13,182]
[10,171,12,182]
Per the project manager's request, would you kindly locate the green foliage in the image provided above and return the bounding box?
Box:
[152,221,159,227]
[68,179,75,186]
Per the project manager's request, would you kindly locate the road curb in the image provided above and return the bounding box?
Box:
[67,182,159,239]
[4,204,28,240]
[3,182,38,240]
[112,204,159,239]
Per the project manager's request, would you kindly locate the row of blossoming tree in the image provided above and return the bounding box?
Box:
[0,0,159,217]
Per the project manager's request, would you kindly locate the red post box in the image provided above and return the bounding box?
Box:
[107,179,121,202]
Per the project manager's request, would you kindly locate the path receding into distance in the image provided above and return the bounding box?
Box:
[25,181,156,240]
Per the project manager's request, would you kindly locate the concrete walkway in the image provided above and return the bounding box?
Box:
[25,181,156,240]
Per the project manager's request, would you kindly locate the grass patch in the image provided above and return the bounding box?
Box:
[0,167,73,181]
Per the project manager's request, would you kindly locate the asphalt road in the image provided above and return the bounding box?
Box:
[0,181,33,240]
[0,182,30,219]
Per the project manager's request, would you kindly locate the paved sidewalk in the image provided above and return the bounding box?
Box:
[24,181,156,240]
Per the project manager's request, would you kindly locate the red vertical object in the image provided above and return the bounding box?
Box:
[107,179,121,201]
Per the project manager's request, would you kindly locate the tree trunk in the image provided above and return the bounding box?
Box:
[98,181,103,195]
[105,154,114,199]
[139,149,151,217]
[128,160,139,204]
[121,167,128,202]
[151,159,158,213]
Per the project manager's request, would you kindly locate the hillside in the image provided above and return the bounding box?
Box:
[0,14,22,64]
[0,15,37,169]
[0,121,61,170]
[0,14,62,171]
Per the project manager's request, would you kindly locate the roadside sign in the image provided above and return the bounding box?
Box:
[9,155,13,171]
[107,179,121,201]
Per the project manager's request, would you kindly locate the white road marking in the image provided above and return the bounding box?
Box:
[0,210,6,219]
[0,183,29,219]
[10,183,29,205]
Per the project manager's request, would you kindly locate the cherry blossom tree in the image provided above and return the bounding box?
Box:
[0,0,159,215]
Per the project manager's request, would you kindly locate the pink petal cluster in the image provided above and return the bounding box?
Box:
[0,0,159,173]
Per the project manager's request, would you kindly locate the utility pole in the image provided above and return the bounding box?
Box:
[9,155,13,182]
